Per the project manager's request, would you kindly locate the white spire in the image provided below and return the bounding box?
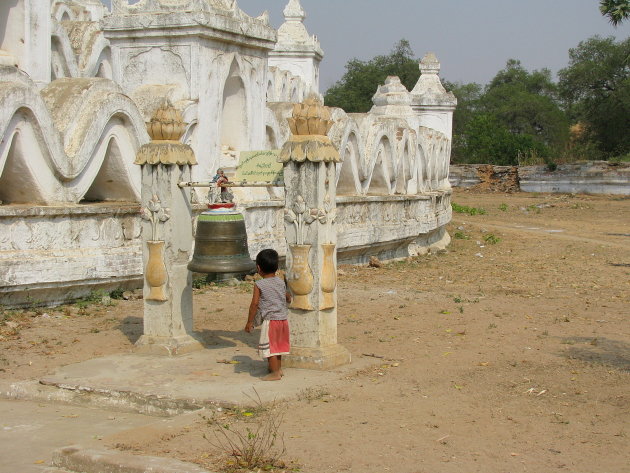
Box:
[283,0,305,22]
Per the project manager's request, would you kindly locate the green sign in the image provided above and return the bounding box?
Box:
[236,150,283,183]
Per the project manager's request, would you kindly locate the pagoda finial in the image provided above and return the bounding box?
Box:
[284,0,305,21]
[419,52,441,75]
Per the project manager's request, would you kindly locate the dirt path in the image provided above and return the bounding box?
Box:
[1,189,629,473]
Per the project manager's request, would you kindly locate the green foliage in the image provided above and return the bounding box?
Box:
[110,288,125,300]
[444,81,483,161]
[498,203,509,212]
[453,231,470,240]
[558,36,630,159]
[192,276,209,289]
[460,113,553,165]
[483,234,501,245]
[451,203,487,215]
[600,0,630,25]
[203,394,288,471]
[74,290,108,309]
[324,36,626,165]
[609,152,630,162]
[324,40,420,113]
[451,60,568,164]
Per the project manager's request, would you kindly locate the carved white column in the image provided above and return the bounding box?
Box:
[280,96,351,370]
[135,106,203,355]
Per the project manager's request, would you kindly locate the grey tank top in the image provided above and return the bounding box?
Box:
[255,276,288,321]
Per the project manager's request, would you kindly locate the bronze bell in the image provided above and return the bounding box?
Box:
[188,204,256,280]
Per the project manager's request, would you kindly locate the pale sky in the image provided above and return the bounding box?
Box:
[100,0,630,89]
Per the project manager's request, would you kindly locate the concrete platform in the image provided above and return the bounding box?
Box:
[0,398,157,473]
[2,344,364,417]
[0,343,366,473]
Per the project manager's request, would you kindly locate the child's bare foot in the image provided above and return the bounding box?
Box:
[261,372,282,381]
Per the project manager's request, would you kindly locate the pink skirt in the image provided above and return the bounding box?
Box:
[258,319,290,359]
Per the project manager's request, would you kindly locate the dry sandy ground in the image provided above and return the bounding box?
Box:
[1,189,629,473]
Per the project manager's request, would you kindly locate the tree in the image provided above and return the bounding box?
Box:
[480,60,569,153]
[460,114,549,165]
[600,0,630,26]
[443,81,483,161]
[453,60,569,164]
[558,36,630,158]
[324,40,420,113]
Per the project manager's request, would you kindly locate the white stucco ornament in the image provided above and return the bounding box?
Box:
[279,96,341,163]
[135,106,197,165]
[411,53,457,107]
[370,76,414,117]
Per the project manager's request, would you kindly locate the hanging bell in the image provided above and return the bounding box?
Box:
[188,203,256,280]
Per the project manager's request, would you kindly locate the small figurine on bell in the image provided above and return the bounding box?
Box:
[209,168,233,203]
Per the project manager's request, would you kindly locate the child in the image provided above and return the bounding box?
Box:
[245,249,292,381]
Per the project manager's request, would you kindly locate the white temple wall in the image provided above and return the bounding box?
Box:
[268,54,319,95]
[0,0,457,307]
[1,0,51,85]
[0,204,143,307]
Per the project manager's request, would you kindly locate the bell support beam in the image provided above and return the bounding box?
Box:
[178,181,284,188]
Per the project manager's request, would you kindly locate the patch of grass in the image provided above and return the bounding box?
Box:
[298,387,330,403]
[110,288,125,300]
[526,204,541,214]
[498,203,509,212]
[74,290,109,309]
[203,393,290,472]
[452,202,487,216]
[193,277,210,289]
[483,234,501,245]
[609,152,630,163]
[453,231,470,240]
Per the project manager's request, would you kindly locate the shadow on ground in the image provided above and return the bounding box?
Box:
[559,336,630,372]
[119,316,143,344]
[117,318,259,350]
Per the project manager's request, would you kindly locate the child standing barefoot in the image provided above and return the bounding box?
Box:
[244,249,291,381]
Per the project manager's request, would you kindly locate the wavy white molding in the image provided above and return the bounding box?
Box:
[0,67,148,204]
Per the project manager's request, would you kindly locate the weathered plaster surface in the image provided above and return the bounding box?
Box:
[0,0,457,306]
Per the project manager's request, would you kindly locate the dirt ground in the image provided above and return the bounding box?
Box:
[1,189,629,473]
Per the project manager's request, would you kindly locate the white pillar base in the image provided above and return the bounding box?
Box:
[284,344,351,370]
[134,334,204,356]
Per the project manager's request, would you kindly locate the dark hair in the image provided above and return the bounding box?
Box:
[256,249,279,274]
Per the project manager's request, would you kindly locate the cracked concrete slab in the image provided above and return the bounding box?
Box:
[52,445,214,473]
[2,345,365,417]
[0,399,153,473]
